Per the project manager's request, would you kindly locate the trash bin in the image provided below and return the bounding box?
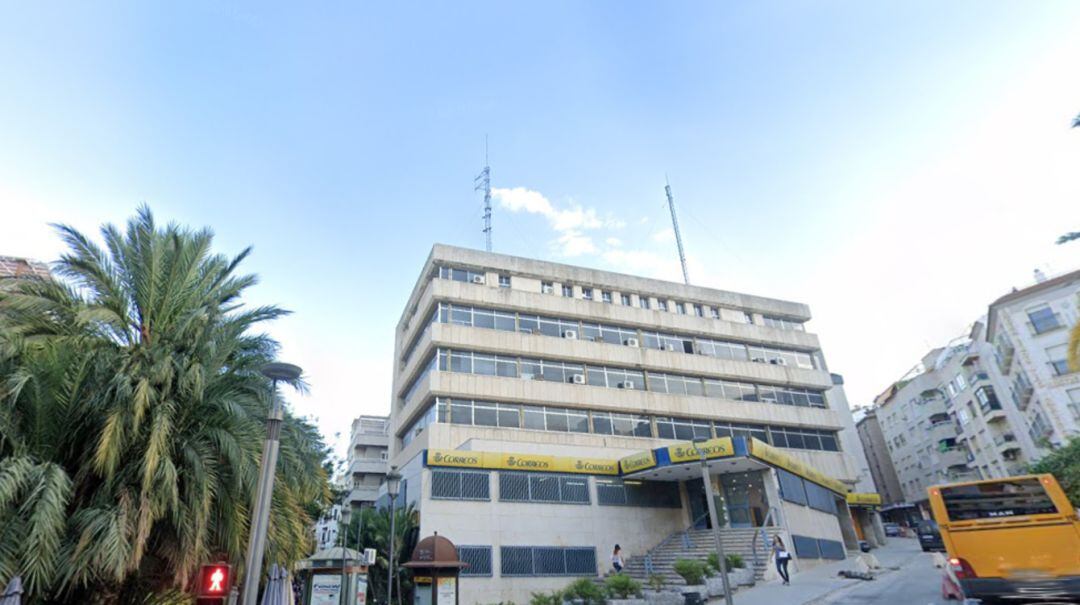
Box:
[682,591,703,605]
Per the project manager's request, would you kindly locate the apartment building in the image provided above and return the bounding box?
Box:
[0,255,50,282]
[854,409,903,506]
[386,244,880,604]
[986,269,1080,445]
[313,504,344,551]
[344,415,390,511]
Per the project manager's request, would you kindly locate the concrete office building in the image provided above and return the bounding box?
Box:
[855,409,903,507]
[387,245,881,604]
[986,269,1080,446]
[344,415,390,511]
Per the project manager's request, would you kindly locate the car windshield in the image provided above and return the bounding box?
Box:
[940,478,1059,521]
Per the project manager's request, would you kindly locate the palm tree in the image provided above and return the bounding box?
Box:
[0,207,331,603]
[342,505,418,605]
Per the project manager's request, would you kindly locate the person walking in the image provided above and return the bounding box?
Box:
[611,545,624,574]
[772,535,791,585]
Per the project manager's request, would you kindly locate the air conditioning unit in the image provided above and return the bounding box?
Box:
[771,358,787,366]
[570,373,586,384]
[624,337,640,347]
[618,381,636,390]
[751,357,767,363]
[542,285,554,294]
[471,275,486,284]
[664,343,677,352]
[363,548,377,566]
[563,330,578,340]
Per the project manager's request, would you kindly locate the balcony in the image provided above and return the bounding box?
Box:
[346,485,380,505]
[350,458,388,476]
[939,447,968,469]
[929,421,956,442]
[994,344,1014,375]
[994,433,1021,453]
[967,371,990,386]
[984,408,1008,423]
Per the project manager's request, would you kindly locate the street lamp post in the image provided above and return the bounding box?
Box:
[384,467,402,605]
[241,362,303,605]
[696,443,734,605]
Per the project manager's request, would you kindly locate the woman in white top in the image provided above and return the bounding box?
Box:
[611,544,624,573]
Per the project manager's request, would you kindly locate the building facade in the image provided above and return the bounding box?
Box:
[855,409,903,506]
[0,255,50,282]
[986,269,1080,446]
[386,245,880,604]
[344,415,390,511]
[313,504,343,551]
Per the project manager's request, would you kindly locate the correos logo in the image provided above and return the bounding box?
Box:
[575,460,615,473]
[433,452,479,466]
[507,456,549,470]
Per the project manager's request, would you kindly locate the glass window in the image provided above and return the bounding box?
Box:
[1046,344,1071,376]
[710,306,720,319]
[601,290,613,304]
[941,477,1058,520]
[639,296,650,310]
[581,287,593,300]
[693,304,704,317]
[498,274,511,288]
[657,300,668,312]
[1027,305,1062,334]
[541,281,554,294]
[675,302,686,314]
[562,284,573,297]
[523,406,545,430]
[620,294,631,305]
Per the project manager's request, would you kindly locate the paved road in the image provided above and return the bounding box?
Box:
[813,549,950,605]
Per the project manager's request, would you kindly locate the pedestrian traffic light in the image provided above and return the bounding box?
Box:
[197,563,231,600]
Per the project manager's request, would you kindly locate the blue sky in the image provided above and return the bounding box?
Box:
[2,2,1079,460]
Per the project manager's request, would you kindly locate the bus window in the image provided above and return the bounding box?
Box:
[940,477,1059,521]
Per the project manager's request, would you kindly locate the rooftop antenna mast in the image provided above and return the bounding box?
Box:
[665,176,690,285]
[476,136,493,252]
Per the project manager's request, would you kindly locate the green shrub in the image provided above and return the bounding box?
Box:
[706,552,746,573]
[530,592,562,605]
[706,553,720,574]
[562,578,606,605]
[673,559,707,585]
[647,574,666,591]
[605,574,643,599]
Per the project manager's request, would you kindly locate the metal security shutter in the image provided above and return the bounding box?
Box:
[777,469,807,506]
[501,547,534,576]
[534,547,566,575]
[559,476,590,504]
[564,548,597,575]
[461,472,491,500]
[458,546,493,576]
[596,479,627,505]
[500,473,530,502]
[817,539,845,560]
[792,534,820,559]
[431,470,461,499]
[530,475,561,502]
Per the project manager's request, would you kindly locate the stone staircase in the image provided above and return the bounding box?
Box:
[620,527,784,586]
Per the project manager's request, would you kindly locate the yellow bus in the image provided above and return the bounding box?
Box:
[927,474,1080,603]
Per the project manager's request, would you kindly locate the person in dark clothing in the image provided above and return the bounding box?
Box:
[772,535,791,585]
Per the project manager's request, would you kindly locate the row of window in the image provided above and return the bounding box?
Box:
[431,469,683,508]
[456,544,598,577]
[402,397,842,452]
[777,468,839,514]
[407,302,816,370]
[402,348,828,410]
[436,264,805,326]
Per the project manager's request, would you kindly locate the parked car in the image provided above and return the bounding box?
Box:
[917,520,945,552]
[884,522,902,537]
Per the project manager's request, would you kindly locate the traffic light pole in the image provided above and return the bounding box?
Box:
[241,379,285,605]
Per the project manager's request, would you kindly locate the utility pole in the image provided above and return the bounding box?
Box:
[698,445,734,605]
[476,136,492,252]
[665,177,690,285]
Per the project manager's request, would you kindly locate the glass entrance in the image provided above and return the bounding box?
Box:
[720,471,770,528]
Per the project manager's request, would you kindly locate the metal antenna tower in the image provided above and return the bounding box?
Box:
[665,176,690,285]
[475,136,492,252]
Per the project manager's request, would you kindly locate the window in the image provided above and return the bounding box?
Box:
[580,322,639,346]
[596,478,680,507]
[693,304,704,317]
[592,412,653,437]
[655,416,712,440]
[675,302,686,314]
[438,266,485,283]
[777,469,807,505]
[769,426,839,451]
[954,373,967,392]
[459,546,493,576]
[638,296,650,310]
[697,339,749,361]
[1046,344,1071,376]
[541,281,554,294]
[763,315,804,331]
[498,274,511,288]
[710,306,720,319]
[499,472,590,504]
[521,406,588,433]
[657,300,668,312]
[946,382,958,398]
[713,421,769,444]
[562,284,573,297]
[440,398,522,428]
[648,373,705,397]
[601,290,613,304]
[975,387,1001,413]
[431,470,491,500]
[581,287,593,301]
[1068,388,1080,421]
[940,477,1058,520]
[743,312,755,324]
[1027,305,1062,334]
[586,366,645,390]
[1029,409,1053,441]
[500,547,597,577]
[620,294,631,305]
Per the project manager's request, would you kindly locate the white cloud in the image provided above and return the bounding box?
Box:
[557,232,597,257]
[493,186,618,257]
[651,228,675,243]
[605,237,623,247]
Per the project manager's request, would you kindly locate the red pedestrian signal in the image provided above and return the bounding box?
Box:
[198,563,231,597]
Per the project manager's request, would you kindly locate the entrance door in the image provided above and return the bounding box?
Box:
[686,480,709,528]
[720,474,753,528]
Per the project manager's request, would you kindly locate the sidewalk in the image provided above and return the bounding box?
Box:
[717,538,925,605]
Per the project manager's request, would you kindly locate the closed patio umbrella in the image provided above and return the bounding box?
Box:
[1,576,23,605]
[261,564,294,605]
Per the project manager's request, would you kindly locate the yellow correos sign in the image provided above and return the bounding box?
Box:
[749,438,848,494]
[846,492,882,506]
[667,437,735,463]
[426,449,618,475]
[619,450,657,474]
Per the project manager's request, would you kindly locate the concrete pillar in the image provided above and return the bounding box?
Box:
[870,510,887,545]
[835,500,860,551]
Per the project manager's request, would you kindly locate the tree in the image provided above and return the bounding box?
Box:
[341,504,419,605]
[1028,437,1080,506]
[0,207,331,603]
